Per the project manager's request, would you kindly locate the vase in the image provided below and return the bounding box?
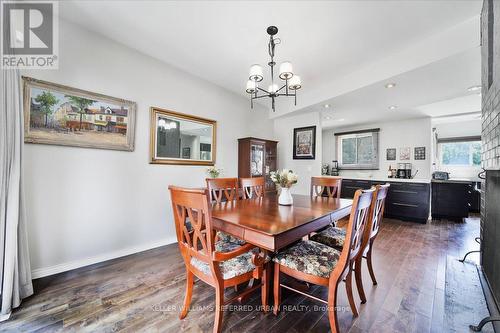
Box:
[278,187,293,206]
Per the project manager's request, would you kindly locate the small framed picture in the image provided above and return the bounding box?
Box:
[293,126,316,159]
[386,148,396,160]
[182,147,191,159]
[400,147,411,160]
[414,147,426,160]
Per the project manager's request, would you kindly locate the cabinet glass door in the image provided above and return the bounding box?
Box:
[250,143,264,176]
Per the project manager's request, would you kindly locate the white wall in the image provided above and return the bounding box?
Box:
[322,118,432,180]
[22,19,273,277]
[274,112,322,195]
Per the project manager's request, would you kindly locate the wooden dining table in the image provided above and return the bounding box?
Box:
[211,194,353,252]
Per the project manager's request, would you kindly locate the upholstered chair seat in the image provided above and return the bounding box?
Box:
[273,240,341,279]
[191,241,270,280]
[310,226,346,250]
[216,232,246,245]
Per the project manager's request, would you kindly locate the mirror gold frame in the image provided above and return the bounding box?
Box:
[149,107,217,165]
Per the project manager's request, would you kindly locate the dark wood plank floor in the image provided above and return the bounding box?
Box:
[0,217,492,333]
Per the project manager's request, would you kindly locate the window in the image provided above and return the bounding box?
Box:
[335,129,379,170]
[439,140,481,166]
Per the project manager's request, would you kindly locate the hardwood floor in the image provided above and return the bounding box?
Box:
[0,217,492,332]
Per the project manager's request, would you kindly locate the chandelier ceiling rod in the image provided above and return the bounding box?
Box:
[246,26,302,112]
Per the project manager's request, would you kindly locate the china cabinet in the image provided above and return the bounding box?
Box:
[238,137,278,193]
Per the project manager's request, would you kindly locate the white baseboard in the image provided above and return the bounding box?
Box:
[31,237,177,279]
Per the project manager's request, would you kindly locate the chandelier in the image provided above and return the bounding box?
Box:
[245,26,302,112]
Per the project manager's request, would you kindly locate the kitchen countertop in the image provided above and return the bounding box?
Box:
[325,176,431,184]
[431,178,481,184]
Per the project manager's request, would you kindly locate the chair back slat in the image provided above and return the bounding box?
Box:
[206,178,240,203]
[345,189,374,262]
[240,177,265,199]
[369,184,390,239]
[169,186,214,264]
[310,176,342,199]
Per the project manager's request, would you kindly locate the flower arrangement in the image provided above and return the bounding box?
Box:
[206,166,222,178]
[270,169,298,188]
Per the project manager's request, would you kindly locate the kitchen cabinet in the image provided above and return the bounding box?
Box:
[339,179,430,224]
[431,180,476,221]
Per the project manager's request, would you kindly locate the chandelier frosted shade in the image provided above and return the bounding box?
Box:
[246,80,257,94]
[268,84,279,94]
[279,61,294,80]
[249,64,263,82]
[288,75,302,90]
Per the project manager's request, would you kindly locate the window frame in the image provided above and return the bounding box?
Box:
[437,138,482,167]
[335,128,380,170]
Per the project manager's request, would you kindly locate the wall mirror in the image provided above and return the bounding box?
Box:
[150,107,216,165]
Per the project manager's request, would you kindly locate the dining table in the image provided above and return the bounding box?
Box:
[211,194,353,252]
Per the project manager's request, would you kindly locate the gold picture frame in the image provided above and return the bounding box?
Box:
[149,107,217,166]
[23,76,136,151]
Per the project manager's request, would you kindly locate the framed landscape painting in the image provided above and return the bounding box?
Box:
[293,126,316,159]
[23,77,136,151]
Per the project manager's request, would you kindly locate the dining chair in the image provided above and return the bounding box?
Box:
[309,176,344,234]
[206,177,240,203]
[273,188,374,333]
[240,177,265,199]
[310,184,390,304]
[310,176,342,198]
[206,178,245,245]
[169,186,270,333]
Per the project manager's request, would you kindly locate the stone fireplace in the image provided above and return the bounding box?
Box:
[482,171,500,300]
[480,0,500,328]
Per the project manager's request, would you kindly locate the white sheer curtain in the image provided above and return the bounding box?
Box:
[0,69,33,321]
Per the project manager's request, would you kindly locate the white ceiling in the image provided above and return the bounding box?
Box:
[60,1,483,125]
[319,47,481,128]
[416,94,481,118]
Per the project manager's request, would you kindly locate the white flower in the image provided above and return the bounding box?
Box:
[269,169,298,188]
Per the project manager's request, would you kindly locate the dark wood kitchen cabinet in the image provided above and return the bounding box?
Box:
[340,179,430,224]
[238,137,278,193]
[431,180,475,221]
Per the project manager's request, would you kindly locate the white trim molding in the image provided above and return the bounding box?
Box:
[31,237,177,279]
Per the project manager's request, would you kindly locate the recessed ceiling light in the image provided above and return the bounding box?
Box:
[388,105,398,110]
[385,83,396,89]
[467,85,481,92]
[324,116,331,120]
[324,104,331,108]
[338,118,345,122]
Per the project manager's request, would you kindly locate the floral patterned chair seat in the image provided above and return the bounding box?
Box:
[191,241,269,280]
[216,231,246,245]
[273,240,341,279]
[310,226,346,250]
